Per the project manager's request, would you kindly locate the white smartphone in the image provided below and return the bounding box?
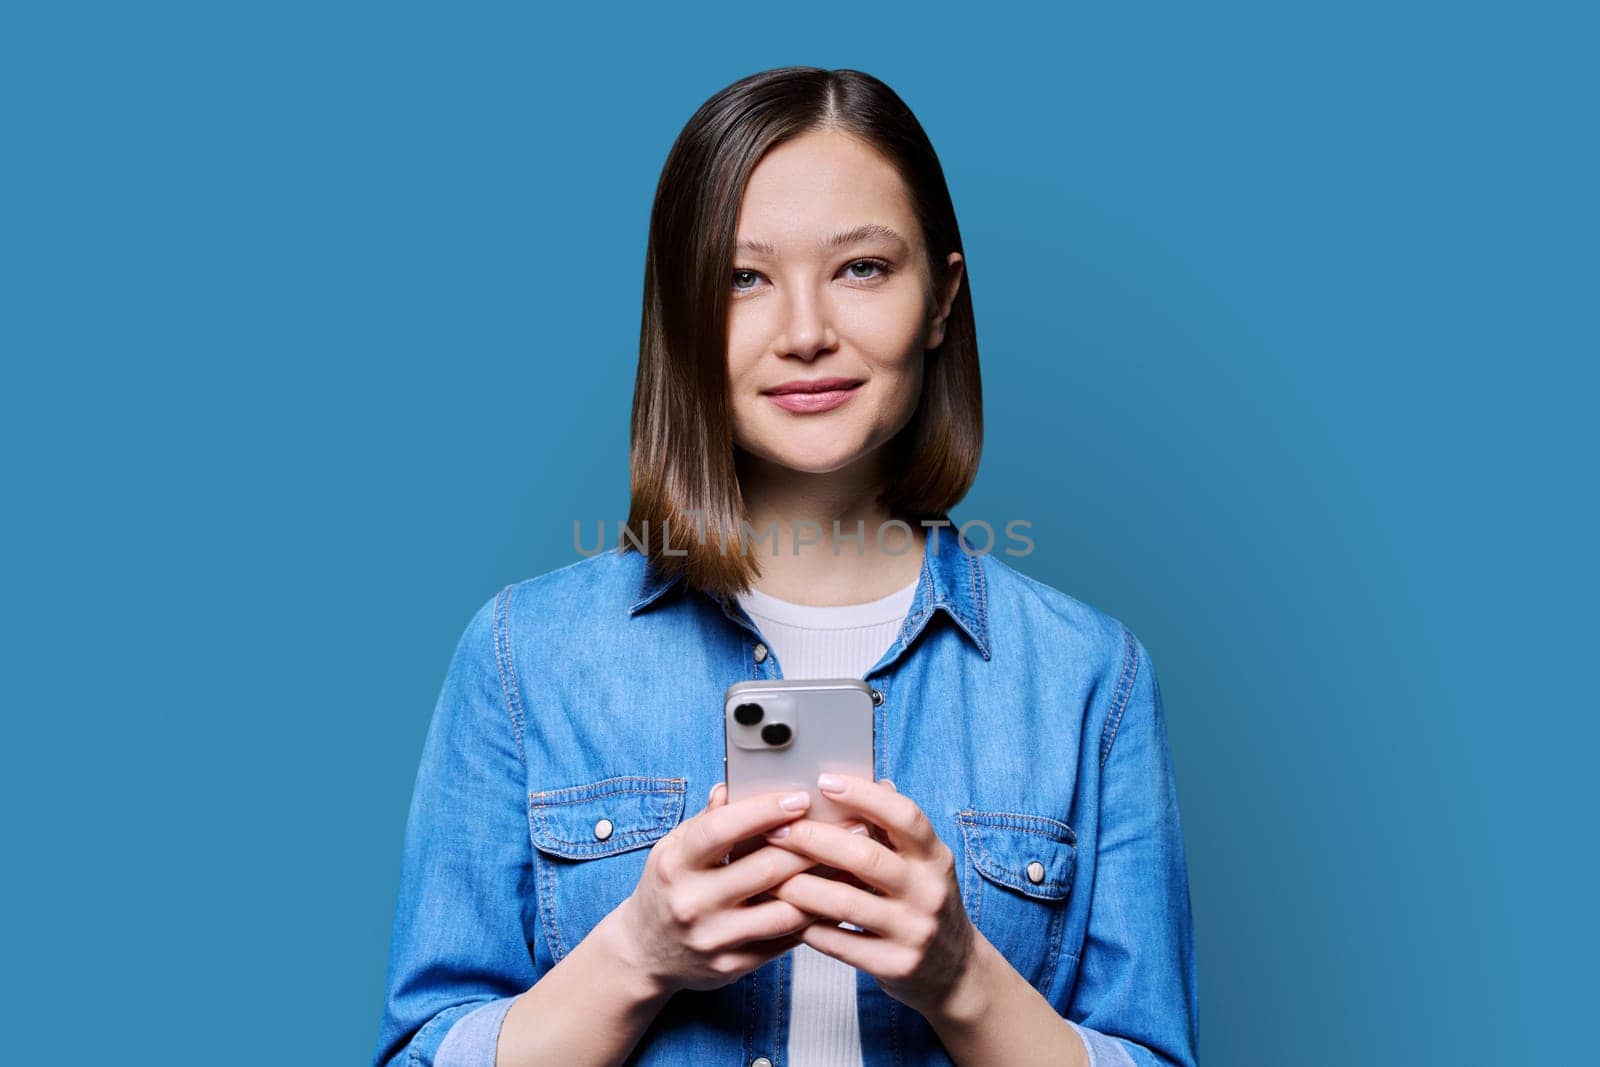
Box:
[722,678,876,867]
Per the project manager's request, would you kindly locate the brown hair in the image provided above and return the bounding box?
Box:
[620,66,982,599]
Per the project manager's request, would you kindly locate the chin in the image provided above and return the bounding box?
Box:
[747,437,864,475]
[765,451,859,475]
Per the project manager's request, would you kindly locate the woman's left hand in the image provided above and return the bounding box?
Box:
[761,772,982,1020]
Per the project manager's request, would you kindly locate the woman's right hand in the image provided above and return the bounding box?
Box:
[612,782,828,995]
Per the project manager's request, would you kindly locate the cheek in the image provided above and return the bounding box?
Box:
[850,306,927,390]
[726,315,769,383]
[725,334,759,389]
[849,287,930,359]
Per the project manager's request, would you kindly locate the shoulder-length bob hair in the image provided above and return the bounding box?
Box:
[621,66,982,600]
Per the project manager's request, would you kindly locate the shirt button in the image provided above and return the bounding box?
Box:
[870,687,884,706]
[751,1059,773,1067]
[1026,860,1045,884]
[594,818,614,841]
[753,643,768,663]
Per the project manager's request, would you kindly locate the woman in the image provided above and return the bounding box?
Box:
[374,67,1198,1067]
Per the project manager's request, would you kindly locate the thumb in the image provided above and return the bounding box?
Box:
[707,782,727,808]
[881,778,897,792]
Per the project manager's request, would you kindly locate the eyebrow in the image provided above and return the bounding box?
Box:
[735,223,911,258]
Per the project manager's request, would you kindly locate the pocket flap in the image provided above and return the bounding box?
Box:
[956,809,1077,901]
[528,775,686,860]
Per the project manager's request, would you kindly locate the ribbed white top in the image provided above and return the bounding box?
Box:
[735,577,919,1067]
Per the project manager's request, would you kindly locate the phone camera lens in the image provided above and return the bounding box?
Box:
[734,702,764,725]
[761,722,792,746]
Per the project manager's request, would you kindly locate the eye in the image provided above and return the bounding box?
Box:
[729,258,895,296]
[845,258,892,281]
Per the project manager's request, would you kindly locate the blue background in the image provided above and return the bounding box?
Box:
[5,3,1594,1064]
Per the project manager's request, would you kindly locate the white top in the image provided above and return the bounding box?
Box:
[735,576,919,1067]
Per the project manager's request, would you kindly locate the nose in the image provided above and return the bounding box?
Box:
[776,288,838,362]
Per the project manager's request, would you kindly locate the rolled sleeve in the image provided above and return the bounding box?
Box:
[371,587,539,1067]
[1068,1020,1140,1067]
[1066,631,1200,1067]
[435,996,520,1066]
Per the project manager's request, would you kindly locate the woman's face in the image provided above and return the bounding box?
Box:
[726,127,963,478]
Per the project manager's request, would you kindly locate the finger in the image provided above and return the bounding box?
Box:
[718,928,811,973]
[680,789,812,868]
[882,779,896,792]
[795,920,895,974]
[762,818,913,897]
[769,871,903,937]
[695,895,817,949]
[813,773,933,857]
[705,841,826,904]
[707,782,726,808]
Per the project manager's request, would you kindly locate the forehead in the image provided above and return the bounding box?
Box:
[736,129,920,252]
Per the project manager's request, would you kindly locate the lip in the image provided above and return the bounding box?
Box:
[763,377,866,396]
[762,377,864,414]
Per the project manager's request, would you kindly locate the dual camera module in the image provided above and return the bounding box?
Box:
[733,702,791,747]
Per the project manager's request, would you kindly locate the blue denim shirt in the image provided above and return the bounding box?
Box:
[373,526,1199,1066]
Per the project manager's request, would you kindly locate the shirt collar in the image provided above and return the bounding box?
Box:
[626,518,992,660]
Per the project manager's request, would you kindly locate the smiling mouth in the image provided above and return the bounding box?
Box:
[762,377,865,396]
[762,380,863,414]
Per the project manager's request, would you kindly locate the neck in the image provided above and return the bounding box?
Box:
[734,448,925,606]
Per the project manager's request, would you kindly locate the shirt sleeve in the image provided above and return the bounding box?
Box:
[1064,630,1200,1067]
[371,586,539,1067]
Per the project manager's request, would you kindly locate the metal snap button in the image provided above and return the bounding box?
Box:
[1026,860,1045,884]
[752,1058,774,1067]
[870,688,884,706]
[594,818,614,841]
[753,643,768,663]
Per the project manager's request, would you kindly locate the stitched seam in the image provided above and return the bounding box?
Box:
[957,818,1075,894]
[957,809,1077,841]
[537,834,566,960]
[873,678,890,806]
[1041,905,1068,994]
[960,828,974,921]
[742,966,756,1064]
[492,585,528,767]
[966,836,1073,893]
[776,949,787,1065]
[528,777,687,802]
[919,548,935,638]
[530,825,669,845]
[896,609,926,655]
[891,992,902,1067]
[971,859,984,925]
[528,821,672,849]
[528,779,686,850]
[969,549,991,656]
[737,614,912,633]
[1099,626,1140,769]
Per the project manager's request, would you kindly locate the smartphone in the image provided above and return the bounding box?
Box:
[722,678,876,868]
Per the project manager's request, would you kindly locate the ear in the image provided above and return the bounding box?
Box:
[925,252,965,350]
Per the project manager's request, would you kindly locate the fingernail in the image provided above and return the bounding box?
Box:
[847,823,868,835]
[767,825,791,839]
[780,791,810,811]
[818,773,844,793]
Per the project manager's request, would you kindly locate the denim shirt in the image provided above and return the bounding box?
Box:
[372,526,1199,1067]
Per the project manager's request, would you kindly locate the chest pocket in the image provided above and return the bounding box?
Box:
[528,775,686,962]
[956,809,1077,992]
